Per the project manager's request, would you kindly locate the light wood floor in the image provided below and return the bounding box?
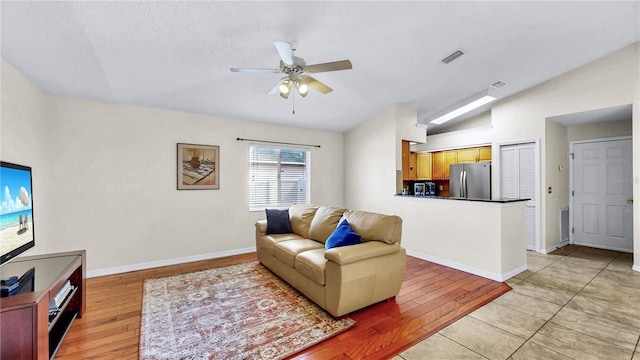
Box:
[55,253,510,360]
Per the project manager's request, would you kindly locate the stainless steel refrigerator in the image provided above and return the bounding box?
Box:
[449,162,491,199]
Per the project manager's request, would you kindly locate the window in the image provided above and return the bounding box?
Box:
[249,145,310,210]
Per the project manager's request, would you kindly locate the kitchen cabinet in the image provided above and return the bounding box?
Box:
[428,146,491,180]
[458,146,492,163]
[479,146,492,161]
[417,152,432,180]
[432,152,444,180]
[402,140,410,180]
[408,152,417,180]
[444,150,458,179]
[432,150,457,180]
[457,148,479,163]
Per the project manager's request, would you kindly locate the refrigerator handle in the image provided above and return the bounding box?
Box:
[462,170,467,198]
[459,171,464,197]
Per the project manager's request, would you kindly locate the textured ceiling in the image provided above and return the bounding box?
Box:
[1,1,638,132]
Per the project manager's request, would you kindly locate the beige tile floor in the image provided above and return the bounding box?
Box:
[394,245,640,360]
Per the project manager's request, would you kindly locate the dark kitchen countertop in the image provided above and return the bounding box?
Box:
[394,194,530,203]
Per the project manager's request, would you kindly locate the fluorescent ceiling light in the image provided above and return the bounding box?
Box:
[430,90,496,125]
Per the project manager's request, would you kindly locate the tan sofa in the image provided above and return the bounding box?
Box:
[255,204,406,317]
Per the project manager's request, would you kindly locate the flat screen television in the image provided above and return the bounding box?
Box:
[0,161,35,265]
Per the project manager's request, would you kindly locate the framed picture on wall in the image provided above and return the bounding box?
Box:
[177,143,219,190]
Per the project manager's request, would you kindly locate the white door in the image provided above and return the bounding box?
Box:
[572,139,633,252]
[500,143,537,250]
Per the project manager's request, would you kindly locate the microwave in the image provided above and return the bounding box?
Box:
[414,183,426,196]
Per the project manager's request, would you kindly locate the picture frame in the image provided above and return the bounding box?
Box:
[177,143,219,190]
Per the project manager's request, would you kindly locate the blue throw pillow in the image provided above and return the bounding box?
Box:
[265,209,292,234]
[325,219,361,249]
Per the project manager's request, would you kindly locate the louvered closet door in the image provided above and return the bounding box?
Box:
[501,143,536,250]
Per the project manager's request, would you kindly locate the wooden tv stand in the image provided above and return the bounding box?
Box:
[0,250,85,360]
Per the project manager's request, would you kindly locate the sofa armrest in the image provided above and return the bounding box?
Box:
[255,220,267,236]
[325,241,401,266]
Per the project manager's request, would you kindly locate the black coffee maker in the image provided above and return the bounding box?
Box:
[426,182,436,196]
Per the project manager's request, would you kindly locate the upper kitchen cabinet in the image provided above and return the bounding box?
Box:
[479,146,492,161]
[413,146,492,181]
[408,151,417,180]
[402,140,410,180]
[458,146,492,163]
[417,152,432,180]
[444,150,458,179]
[457,148,479,163]
[432,150,457,180]
[432,151,444,179]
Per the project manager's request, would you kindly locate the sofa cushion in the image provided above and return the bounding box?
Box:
[289,204,319,238]
[274,239,324,267]
[308,206,346,243]
[295,249,327,285]
[325,220,361,249]
[259,233,305,255]
[265,209,293,234]
[344,210,402,244]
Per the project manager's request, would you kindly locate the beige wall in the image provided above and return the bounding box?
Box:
[1,60,345,274]
[567,119,632,142]
[0,59,51,254]
[344,105,397,212]
[544,119,569,248]
[1,60,49,256]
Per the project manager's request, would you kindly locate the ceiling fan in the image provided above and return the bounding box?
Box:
[230,41,352,99]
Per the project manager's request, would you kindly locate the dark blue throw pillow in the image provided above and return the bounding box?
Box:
[325,219,361,249]
[265,209,292,234]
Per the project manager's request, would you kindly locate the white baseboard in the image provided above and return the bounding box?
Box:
[633,264,640,273]
[405,249,524,282]
[540,240,570,254]
[501,265,528,281]
[87,247,256,278]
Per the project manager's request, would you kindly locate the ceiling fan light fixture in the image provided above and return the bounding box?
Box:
[297,82,308,95]
[279,80,291,94]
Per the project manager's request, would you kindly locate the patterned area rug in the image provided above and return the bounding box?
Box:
[139,261,355,360]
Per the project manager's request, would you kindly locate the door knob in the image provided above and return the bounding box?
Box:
[629,199,634,204]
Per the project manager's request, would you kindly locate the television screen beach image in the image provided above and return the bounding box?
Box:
[0,164,34,260]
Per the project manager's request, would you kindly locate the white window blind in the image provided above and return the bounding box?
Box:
[249,145,310,210]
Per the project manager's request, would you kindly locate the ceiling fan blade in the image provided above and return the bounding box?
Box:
[304,76,333,94]
[274,41,294,65]
[305,60,352,73]
[230,67,281,73]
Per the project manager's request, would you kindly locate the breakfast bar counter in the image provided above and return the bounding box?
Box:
[394,194,529,203]
[391,194,528,281]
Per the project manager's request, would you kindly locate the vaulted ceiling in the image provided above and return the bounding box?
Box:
[1,1,638,132]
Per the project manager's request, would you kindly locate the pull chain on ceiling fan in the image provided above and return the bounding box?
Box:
[231,41,352,100]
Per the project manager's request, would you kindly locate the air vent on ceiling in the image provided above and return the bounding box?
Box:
[441,50,464,64]
[491,80,508,89]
